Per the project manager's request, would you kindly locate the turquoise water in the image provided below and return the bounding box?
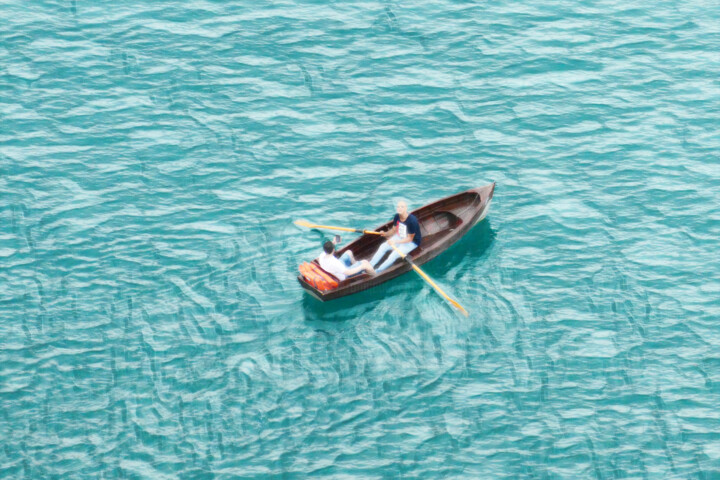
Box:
[2,0,720,477]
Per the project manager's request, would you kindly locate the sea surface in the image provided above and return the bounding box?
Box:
[2,0,720,478]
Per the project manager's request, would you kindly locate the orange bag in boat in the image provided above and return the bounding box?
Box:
[312,263,339,291]
[298,262,315,287]
[299,262,339,291]
[300,262,324,289]
[311,264,338,291]
[299,262,310,278]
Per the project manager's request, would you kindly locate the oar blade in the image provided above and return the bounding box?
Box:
[293,219,315,228]
[402,250,469,316]
[424,274,469,316]
[447,298,469,316]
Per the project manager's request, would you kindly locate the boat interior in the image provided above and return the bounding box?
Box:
[311,190,484,287]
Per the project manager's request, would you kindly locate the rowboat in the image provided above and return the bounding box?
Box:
[298,182,495,301]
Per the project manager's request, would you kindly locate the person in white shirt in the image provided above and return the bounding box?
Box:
[318,240,375,281]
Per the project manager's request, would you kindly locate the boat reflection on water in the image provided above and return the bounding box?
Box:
[301,220,496,323]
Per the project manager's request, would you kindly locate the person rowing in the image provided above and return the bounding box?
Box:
[369,200,422,273]
[318,238,376,280]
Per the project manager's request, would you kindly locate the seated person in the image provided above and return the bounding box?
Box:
[318,240,376,280]
[369,200,421,273]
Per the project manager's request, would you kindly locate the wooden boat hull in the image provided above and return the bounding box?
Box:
[297,182,495,301]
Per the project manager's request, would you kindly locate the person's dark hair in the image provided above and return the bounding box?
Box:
[323,241,334,254]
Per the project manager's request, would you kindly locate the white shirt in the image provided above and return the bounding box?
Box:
[398,222,407,238]
[318,252,347,281]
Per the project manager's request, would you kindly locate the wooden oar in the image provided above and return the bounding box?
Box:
[388,242,469,316]
[293,220,384,236]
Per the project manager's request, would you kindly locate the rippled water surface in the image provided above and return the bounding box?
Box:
[2,0,720,478]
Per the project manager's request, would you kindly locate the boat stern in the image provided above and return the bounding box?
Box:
[297,275,330,301]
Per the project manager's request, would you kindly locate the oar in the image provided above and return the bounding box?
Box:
[388,242,469,317]
[293,220,384,236]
